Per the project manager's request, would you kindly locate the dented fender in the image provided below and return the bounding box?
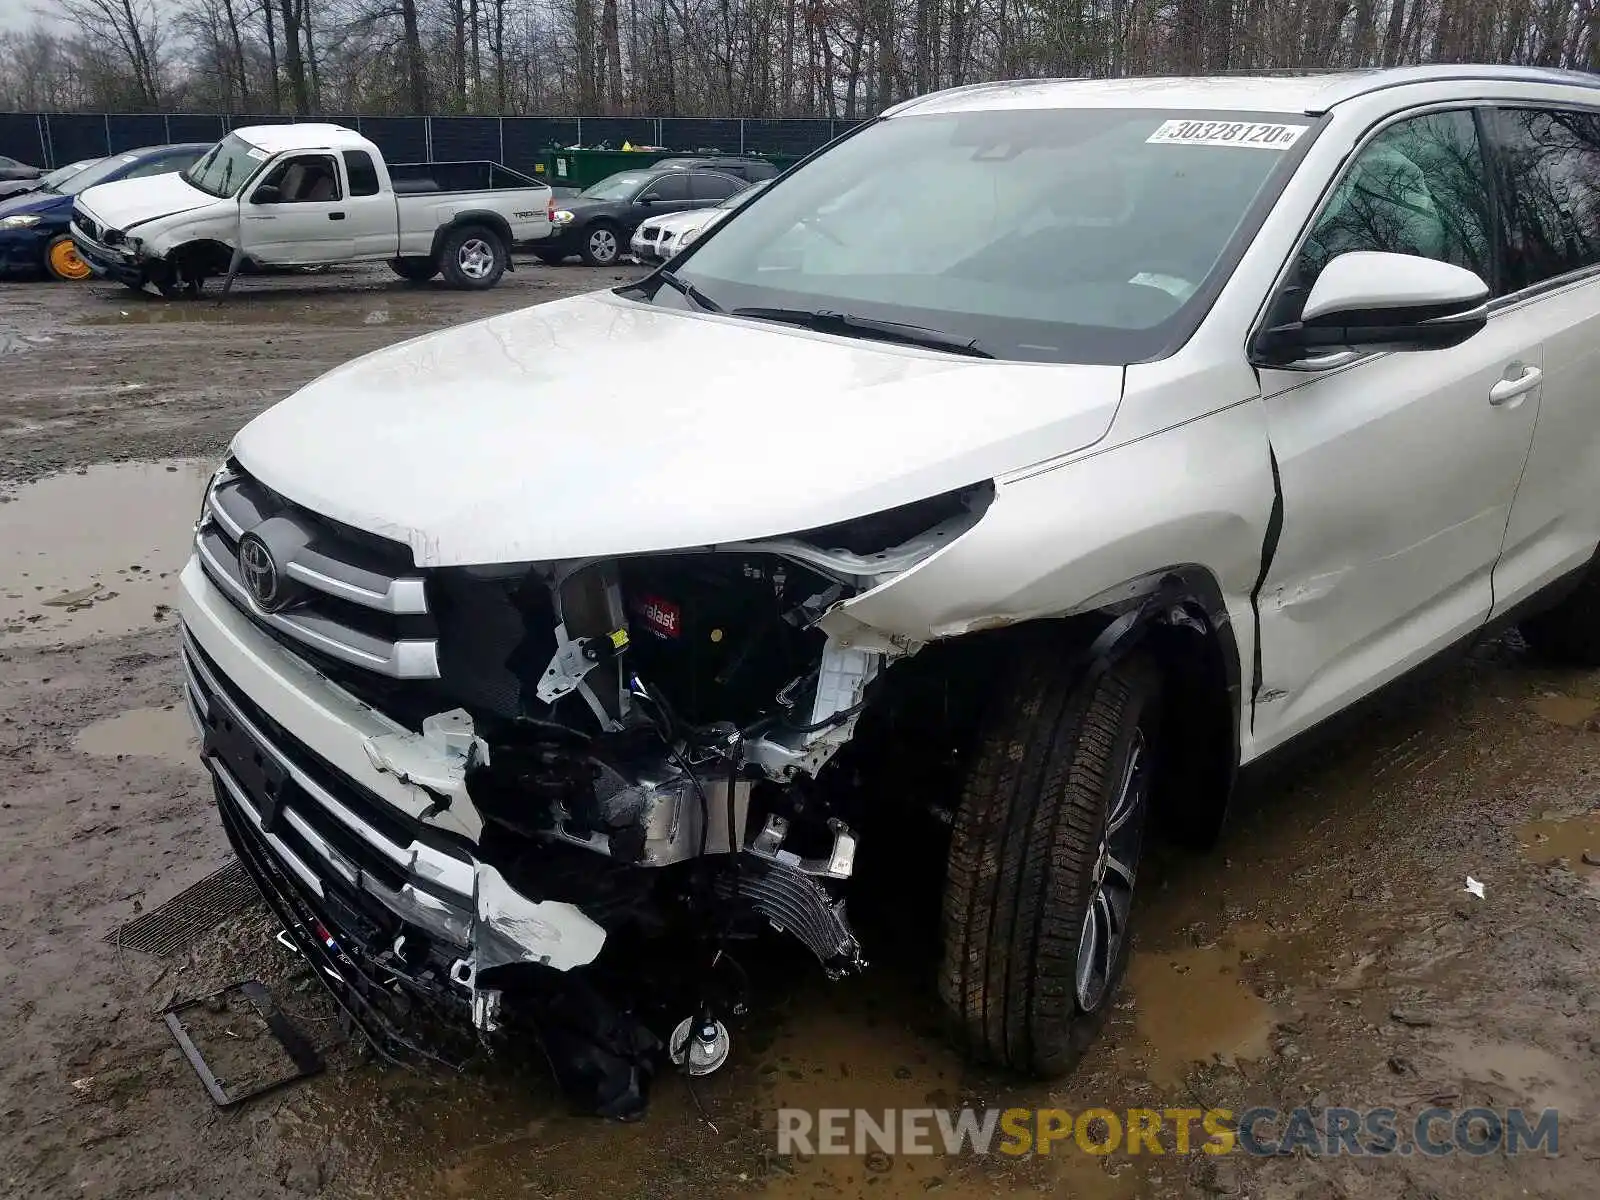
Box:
[817,397,1276,756]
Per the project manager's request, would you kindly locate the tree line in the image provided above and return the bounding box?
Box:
[3,0,1599,122]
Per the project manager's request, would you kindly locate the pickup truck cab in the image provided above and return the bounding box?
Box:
[71,124,554,294]
[176,66,1600,1116]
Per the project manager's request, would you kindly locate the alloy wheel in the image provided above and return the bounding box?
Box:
[457,238,497,280]
[1074,730,1149,1012]
[588,228,618,263]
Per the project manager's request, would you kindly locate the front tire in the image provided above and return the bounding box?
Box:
[389,256,439,283]
[940,646,1161,1077]
[44,234,93,281]
[1520,565,1600,665]
[439,226,506,289]
[579,222,621,266]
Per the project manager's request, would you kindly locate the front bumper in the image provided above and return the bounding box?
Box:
[528,226,585,258]
[630,227,666,263]
[178,556,607,1041]
[0,227,50,275]
[69,220,145,285]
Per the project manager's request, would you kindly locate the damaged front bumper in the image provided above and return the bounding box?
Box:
[179,558,609,1048]
[175,466,996,1096]
[69,219,148,287]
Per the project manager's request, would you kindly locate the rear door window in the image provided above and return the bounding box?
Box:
[343,151,381,197]
[1489,107,1600,293]
[690,172,741,201]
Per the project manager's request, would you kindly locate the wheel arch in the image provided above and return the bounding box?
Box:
[431,212,513,261]
[864,563,1244,850]
[167,238,236,276]
[1096,564,1242,849]
[1008,565,1240,848]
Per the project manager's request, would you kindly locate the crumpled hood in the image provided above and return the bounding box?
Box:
[76,170,212,231]
[232,291,1125,567]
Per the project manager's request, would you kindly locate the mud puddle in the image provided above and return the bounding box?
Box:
[0,459,210,646]
[75,704,196,765]
[1518,810,1600,869]
[1527,691,1598,727]
[1436,1033,1588,1117]
[291,969,1136,1200]
[1124,928,1277,1087]
[0,327,57,356]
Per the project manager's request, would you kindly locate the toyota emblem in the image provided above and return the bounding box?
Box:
[237,533,283,610]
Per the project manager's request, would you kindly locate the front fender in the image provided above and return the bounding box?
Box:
[144,207,238,259]
[817,399,1275,679]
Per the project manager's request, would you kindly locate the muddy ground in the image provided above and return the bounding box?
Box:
[2,265,1597,1200]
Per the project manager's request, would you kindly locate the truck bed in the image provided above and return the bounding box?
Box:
[390,160,553,257]
[389,160,542,195]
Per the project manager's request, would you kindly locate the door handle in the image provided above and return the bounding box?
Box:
[1489,365,1543,406]
[328,211,346,221]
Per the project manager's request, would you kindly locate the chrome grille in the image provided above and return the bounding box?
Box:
[72,206,100,242]
[196,464,440,679]
[183,631,475,950]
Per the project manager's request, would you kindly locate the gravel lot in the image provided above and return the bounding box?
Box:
[1,263,1597,1199]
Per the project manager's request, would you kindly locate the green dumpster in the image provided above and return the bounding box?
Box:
[542,148,678,188]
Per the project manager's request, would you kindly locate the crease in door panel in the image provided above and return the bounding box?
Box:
[1248,445,1284,734]
[1487,351,1546,615]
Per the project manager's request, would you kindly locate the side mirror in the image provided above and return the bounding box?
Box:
[1255,250,1489,364]
[252,184,282,205]
[638,192,661,204]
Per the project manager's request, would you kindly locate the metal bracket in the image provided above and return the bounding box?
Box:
[746,813,858,880]
[161,979,324,1108]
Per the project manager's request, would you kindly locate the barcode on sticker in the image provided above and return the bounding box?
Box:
[1146,120,1307,150]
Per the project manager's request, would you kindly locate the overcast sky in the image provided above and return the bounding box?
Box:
[2,3,63,34]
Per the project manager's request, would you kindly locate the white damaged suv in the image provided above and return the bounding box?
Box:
[178,66,1600,1113]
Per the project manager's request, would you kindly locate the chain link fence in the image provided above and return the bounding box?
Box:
[0,112,862,176]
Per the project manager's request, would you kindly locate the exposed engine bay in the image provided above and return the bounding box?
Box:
[236,480,996,1116]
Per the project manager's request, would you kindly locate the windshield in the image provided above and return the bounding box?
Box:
[60,153,147,196]
[40,159,98,193]
[582,171,651,201]
[663,108,1312,363]
[181,134,264,199]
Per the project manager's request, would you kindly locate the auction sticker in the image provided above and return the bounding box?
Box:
[1146,119,1308,149]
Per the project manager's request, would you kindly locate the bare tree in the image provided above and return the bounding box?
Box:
[55,0,164,106]
[16,0,1600,125]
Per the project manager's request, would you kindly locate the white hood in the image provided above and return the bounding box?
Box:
[232,291,1124,567]
[77,170,213,231]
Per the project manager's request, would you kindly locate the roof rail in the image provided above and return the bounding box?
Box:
[1308,63,1600,112]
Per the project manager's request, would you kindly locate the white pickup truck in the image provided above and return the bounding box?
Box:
[70,123,554,295]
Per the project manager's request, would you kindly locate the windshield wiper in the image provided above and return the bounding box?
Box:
[654,268,723,313]
[731,306,992,358]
